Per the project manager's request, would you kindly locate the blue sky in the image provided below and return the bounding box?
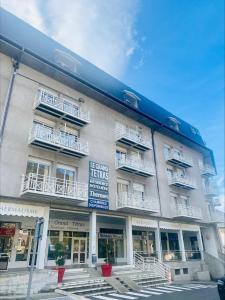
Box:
[2,0,224,199]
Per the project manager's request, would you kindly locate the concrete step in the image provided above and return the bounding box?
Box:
[61,281,108,291]
[62,285,114,295]
[62,277,105,287]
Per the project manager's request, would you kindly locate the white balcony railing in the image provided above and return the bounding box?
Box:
[204,185,218,196]
[116,156,155,177]
[35,89,90,126]
[201,164,216,176]
[117,193,159,213]
[175,204,203,219]
[168,174,196,189]
[30,124,89,157]
[165,150,193,168]
[21,173,88,202]
[115,124,151,150]
[209,209,225,223]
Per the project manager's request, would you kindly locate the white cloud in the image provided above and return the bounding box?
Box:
[1,0,45,32]
[1,0,140,78]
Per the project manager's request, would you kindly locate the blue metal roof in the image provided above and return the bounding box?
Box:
[0,8,215,165]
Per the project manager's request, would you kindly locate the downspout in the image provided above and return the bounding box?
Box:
[0,58,19,146]
[151,129,162,216]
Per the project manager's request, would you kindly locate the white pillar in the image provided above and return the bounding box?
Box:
[36,206,50,269]
[126,216,133,265]
[178,229,186,261]
[155,226,162,262]
[89,211,97,267]
[197,228,204,260]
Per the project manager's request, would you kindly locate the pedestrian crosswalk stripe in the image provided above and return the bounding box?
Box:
[158,286,183,291]
[127,291,150,297]
[92,295,118,300]
[109,294,137,300]
[140,289,162,295]
[146,287,173,293]
[169,285,192,290]
[185,284,209,289]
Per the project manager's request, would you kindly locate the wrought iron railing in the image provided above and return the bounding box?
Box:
[21,173,88,201]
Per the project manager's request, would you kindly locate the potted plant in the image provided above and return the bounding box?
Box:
[54,242,66,284]
[101,242,114,277]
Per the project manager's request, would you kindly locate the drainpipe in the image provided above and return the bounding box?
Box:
[151,129,162,216]
[0,58,19,146]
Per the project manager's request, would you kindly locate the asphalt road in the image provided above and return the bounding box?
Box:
[86,283,220,300]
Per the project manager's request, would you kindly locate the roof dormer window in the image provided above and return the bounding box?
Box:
[123,90,140,108]
[168,116,180,131]
[54,49,81,74]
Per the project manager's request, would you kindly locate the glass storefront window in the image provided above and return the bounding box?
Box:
[15,229,32,261]
[47,231,60,260]
[161,231,181,261]
[62,238,72,260]
[0,223,16,260]
[132,230,156,256]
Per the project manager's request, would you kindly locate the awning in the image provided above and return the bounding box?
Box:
[160,221,199,231]
[132,217,157,228]
[0,202,45,218]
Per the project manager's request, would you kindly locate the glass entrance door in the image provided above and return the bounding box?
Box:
[72,238,87,264]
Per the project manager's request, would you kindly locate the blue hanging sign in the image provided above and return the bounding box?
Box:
[88,161,109,210]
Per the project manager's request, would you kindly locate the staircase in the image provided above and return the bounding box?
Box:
[56,256,171,299]
[133,252,171,282]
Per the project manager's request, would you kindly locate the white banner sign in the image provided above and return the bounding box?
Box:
[132,217,157,228]
[0,202,45,218]
[160,221,199,231]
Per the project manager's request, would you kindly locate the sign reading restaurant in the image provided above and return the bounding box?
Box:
[88,161,109,210]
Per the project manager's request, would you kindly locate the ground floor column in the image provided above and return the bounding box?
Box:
[197,228,204,261]
[36,206,50,269]
[89,210,97,267]
[126,216,133,265]
[155,225,162,262]
[178,229,186,261]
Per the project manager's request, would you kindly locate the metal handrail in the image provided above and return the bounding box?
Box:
[165,150,192,166]
[116,156,155,174]
[133,252,171,282]
[117,193,159,212]
[21,173,88,201]
[30,123,89,154]
[36,89,90,122]
[168,174,196,188]
[115,124,151,148]
[175,204,203,219]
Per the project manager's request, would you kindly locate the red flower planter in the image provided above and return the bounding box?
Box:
[101,264,112,277]
[57,267,65,283]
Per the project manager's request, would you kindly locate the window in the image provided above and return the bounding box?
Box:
[168,117,180,131]
[164,145,171,159]
[55,166,76,196]
[26,160,50,177]
[123,90,140,108]
[183,268,189,274]
[133,183,145,201]
[117,180,129,200]
[116,149,127,161]
[47,230,60,260]
[175,269,181,275]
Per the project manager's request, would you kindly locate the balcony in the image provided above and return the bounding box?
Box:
[201,164,216,176]
[21,173,88,203]
[168,174,196,190]
[115,125,151,151]
[174,204,203,220]
[209,209,224,223]
[35,89,90,126]
[185,250,202,260]
[29,124,89,158]
[162,250,182,262]
[206,197,221,207]
[204,185,218,197]
[117,193,159,213]
[116,156,155,177]
[165,151,193,168]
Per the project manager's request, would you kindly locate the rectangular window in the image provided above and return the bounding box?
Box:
[183,268,189,274]
[26,160,50,177]
[133,183,144,201]
[175,269,180,275]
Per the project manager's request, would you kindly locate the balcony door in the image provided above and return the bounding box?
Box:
[117,180,129,203]
[56,166,76,196]
[26,160,50,191]
[133,183,144,203]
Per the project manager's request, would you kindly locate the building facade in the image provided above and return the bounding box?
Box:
[0,8,223,280]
